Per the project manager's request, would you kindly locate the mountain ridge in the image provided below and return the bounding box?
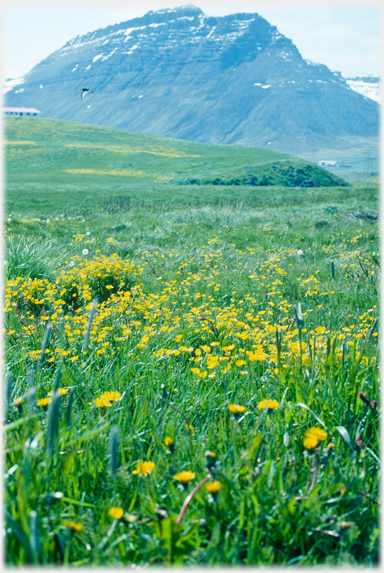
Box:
[4,5,379,155]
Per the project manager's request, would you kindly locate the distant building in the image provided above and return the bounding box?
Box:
[319,160,351,168]
[2,107,40,117]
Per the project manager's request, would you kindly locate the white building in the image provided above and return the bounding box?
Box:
[2,107,40,117]
[319,160,338,166]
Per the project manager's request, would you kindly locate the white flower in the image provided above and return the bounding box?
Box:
[68,261,75,267]
[7,218,11,222]
[86,231,91,236]
[46,219,50,223]
[297,249,303,256]
[82,249,89,256]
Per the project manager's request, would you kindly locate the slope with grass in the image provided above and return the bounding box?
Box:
[3,118,379,567]
[4,117,347,213]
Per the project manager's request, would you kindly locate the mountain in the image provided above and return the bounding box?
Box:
[345,76,380,103]
[4,5,379,155]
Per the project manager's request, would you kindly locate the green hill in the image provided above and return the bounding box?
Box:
[4,117,348,214]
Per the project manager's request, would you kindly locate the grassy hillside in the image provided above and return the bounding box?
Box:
[3,117,379,567]
[4,118,347,212]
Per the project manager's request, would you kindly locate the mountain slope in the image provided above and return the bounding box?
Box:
[5,5,379,155]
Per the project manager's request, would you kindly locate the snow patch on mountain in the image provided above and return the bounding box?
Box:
[345,76,380,103]
[3,76,25,94]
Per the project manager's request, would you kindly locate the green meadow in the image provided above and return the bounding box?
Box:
[4,117,380,566]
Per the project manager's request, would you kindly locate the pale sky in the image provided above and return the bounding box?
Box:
[2,0,382,80]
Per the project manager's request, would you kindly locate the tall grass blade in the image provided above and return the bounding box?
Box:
[293,303,304,328]
[26,387,37,416]
[83,300,98,352]
[38,322,52,370]
[4,371,13,419]
[5,510,35,563]
[52,365,62,394]
[335,425,354,452]
[65,387,76,425]
[30,510,40,564]
[108,425,120,480]
[366,318,378,342]
[47,391,61,457]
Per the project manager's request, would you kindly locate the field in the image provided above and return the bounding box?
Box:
[4,118,380,566]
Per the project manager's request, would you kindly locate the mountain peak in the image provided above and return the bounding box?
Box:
[150,5,204,15]
[5,7,378,155]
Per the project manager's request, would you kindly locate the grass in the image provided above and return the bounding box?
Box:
[3,118,380,567]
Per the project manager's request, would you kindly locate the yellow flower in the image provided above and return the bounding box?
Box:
[100,391,122,401]
[205,481,222,494]
[37,397,51,407]
[228,404,246,414]
[257,399,279,410]
[13,396,23,406]
[93,398,112,408]
[165,437,174,446]
[109,507,124,520]
[173,471,196,483]
[303,427,327,449]
[132,460,155,477]
[63,521,83,532]
[48,388,69,396]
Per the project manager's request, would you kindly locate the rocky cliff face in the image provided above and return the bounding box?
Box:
[5,5,379,154]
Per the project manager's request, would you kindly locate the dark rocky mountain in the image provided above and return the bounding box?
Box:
[5,4,379,154]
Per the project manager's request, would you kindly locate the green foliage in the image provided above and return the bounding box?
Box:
[3,119,380,567]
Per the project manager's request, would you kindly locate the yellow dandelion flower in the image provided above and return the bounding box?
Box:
[109,507,124,520]
[48,388,69,396]
[13,396,23,406]
[100,391,122,401]
[257,399,279,410]
[132,460,155,477]
[164,437,174,446]
[94,398,112,408]
[228,404,246,414]
[205,481,222,494]
[63,521,83,532]
[303,427,327,449]
[37,397,51,407]
[173,471,196,483]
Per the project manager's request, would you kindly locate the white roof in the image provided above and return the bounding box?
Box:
[3,107,40,113]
